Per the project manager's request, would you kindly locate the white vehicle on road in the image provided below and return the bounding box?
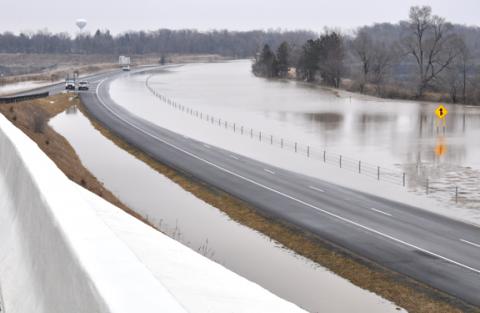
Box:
[78,81,89,90]
[65,79,75,90]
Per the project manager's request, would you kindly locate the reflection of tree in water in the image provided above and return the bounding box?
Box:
[301,112,344,131]
[65,105,78,115]
[256,103,480,208]
[299,112,344,146]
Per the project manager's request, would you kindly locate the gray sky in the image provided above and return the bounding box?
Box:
[1,0,478,35]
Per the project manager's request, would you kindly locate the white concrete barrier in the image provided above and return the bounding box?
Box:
[0,114,187,313]
[0,114,306,313]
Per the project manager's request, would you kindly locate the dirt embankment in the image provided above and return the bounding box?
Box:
[1,94,478,313]
[0,94,150,225]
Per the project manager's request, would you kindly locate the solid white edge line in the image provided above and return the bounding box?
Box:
[309,186,325,193]
[229,155,239,160]
[460,239,480,249]
[370,208,392,217]
[264,169,275,175]
[95,78,480,275]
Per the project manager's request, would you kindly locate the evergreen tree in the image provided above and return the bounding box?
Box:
[276,42,290,77]
[252,44,278,77]
[297,39,321,81]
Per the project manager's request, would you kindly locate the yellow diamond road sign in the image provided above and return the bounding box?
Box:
[435,105,448,119]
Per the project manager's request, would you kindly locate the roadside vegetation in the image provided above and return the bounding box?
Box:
[0,94,478,312]
[70,97,480,313]
[252,6,480,105]
[0,94,150,225]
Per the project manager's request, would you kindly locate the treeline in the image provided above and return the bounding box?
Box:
[252,6,480,105]
[0,29,314,57]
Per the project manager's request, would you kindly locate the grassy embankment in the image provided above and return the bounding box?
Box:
[1,93,479,313]
[0,94,149,224]
[280,68,479,105]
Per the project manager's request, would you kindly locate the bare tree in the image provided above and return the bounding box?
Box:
[405,6,460,97]
[352,30,373,92]
[371,42,400,89]
[458,40,471,103]
[440,36,470,103]
[352,30,398,94]
[318,31,345,88]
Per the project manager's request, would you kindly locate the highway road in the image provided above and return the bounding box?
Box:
[17,68,480,307]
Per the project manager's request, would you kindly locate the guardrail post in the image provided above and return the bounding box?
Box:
[234,123,236,132]
[403,173,406,187]
[250,129,253,138]
[323,150,326,162]
[340,155,342,168]
[377,166,380,180]
[225,121,227,129]
[358,161,361,173]
[426,179,429,195]
[241,126,243,135]
[307,146,310,157]
[295,142,297,153]
[455,186,458,203]
[259,131,262,141]
[281,138,284,148]
[270,135,273,144]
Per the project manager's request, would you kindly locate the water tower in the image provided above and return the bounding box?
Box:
[75,19,87,32]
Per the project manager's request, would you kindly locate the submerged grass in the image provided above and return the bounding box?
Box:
[1,93,478,313]
[76,100,479,313]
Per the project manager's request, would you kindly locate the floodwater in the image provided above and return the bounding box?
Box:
[0,81,53,96]
[110,60,480,208]
[51,108,405,313]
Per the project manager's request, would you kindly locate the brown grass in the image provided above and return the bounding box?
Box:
[77,101,479,313]
[1,93,478,313]
[0,94,152,226]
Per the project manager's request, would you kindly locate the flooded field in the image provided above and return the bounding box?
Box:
[51,108,404,313]
[110,60,480,209]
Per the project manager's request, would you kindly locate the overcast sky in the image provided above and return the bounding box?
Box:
[1,0,478,35]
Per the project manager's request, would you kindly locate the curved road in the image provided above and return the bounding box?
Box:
[26,68,480,307]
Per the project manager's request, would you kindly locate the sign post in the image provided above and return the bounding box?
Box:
[435,105,448,120]
[434,105,448,156]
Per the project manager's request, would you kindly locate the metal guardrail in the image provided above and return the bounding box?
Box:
[0,91,49,104]
[145,75,476,206]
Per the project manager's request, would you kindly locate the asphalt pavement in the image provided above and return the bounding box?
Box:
[26,69,480,307]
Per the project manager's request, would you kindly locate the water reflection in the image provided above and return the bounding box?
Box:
[140,60,480,207]
[66,105,78,115]
[50,108,405,313]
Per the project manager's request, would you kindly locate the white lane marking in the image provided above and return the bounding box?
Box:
[264,169,275,175]
[229,155,239,160]
[309,186,325,193]
[460,239,480,249]
[96,79,480,275]
[370,208,392,217]
[203,144,210,149]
